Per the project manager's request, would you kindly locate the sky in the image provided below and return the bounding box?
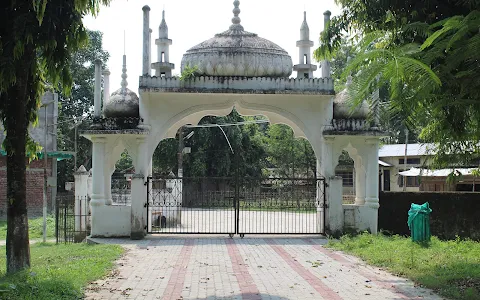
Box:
[82,0,341,93]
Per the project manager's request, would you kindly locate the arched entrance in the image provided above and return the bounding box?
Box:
[145,111,326,236]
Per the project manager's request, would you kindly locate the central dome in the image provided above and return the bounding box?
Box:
[181,1,292,78]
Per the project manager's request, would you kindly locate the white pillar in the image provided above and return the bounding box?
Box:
[321,137,344,234]
[90,137,106,237]
[104,167,114,206]
[93,60,102,117]
[148,29,152,76]
[74,165,89,232]
[321,11,332,78]
[365,139,380,234]
[365,140,380,207]
[102,69,110,109]
[355,164,366,205]
[131,174,146,239]
[327,176,344,234]
[142,6,151,76]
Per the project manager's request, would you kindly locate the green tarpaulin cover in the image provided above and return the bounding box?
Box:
[0,150,73,161]
[408,202,432,242]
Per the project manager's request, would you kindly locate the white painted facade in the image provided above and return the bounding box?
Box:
[80,2,384,239]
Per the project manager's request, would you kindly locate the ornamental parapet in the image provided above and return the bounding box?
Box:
[81,117,148,135]
[139,76,334,94]
[323,118,386,136]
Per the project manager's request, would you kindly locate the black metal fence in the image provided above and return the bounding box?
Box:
[111,175,131,205]
[147,176,325,235]
[55,195,90,243]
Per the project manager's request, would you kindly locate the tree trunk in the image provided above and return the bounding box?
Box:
[5,45,34,273]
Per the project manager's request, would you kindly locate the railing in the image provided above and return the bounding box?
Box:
[55,195,90,243]
[111,176,132,206]
[139,75,335,93]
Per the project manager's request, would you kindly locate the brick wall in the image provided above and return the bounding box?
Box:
[0,157,53,218]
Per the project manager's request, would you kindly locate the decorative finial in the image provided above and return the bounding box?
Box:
[230,0,244,31]
[304,11,307,21]
[162,9,165,20]
[121,55,128,95]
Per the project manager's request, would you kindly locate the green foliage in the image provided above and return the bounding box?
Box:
[150,112,317,178]
[115,150,134,173]
[316,0,480,164]
[265,124,316,178]
[56,30,109,189]
[0,216,56,240]
[180,65,199,81]
[0,0,111,274]
[0,243,123,299]
[328,233,480,300]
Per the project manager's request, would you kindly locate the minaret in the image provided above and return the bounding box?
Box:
[152,10,175,77]
[293,11,317,79]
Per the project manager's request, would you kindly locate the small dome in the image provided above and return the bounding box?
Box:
[104,88,139,118]
[181,1,292,77]
[333,88,369,119]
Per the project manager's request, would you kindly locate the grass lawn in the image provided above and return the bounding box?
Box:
[0,216,56,240]
[327,233,480,300]
[0,243,123,299]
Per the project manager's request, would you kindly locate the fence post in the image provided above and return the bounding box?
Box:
[74,165,89,233]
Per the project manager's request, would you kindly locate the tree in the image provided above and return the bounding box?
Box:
[315,0,479,166]
[57,30,109,189]
[264,124,316,178]
[0,0,110,273]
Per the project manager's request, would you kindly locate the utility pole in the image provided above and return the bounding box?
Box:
[42,100,54,242]
[74,125,78,170]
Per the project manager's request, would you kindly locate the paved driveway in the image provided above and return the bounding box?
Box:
[85,236,443,300]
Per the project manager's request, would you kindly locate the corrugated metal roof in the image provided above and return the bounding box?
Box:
[399,167,476,177]
[378,160,392,167]
[378,143,435,158]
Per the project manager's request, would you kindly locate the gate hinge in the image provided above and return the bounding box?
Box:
[144,202,148,208]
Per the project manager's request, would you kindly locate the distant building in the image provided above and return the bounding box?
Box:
[337,143,479,196]
[379,143,479,192]
[0,91,73,218]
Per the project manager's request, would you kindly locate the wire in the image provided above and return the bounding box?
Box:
[185,119,269,128]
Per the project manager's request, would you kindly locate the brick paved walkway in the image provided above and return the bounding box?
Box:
[85,236,444,300]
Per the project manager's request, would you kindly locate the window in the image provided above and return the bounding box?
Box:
[304,54,308,64]
[398,175,420,187]
[336,171,354,187]
[398,158,421,165]
[304,73,309,79]
[161,52,165,62]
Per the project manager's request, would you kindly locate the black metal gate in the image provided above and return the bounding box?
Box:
[146,175,325,235]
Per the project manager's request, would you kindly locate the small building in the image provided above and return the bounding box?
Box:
[0,91,73,218]
[378,143,479,192]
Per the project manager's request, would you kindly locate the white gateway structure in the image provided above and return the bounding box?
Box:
[81,1,383,239]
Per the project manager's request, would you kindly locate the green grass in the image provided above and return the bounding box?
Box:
[0,243,123,299]
[327,233,480,300]
[0,216,56,240]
